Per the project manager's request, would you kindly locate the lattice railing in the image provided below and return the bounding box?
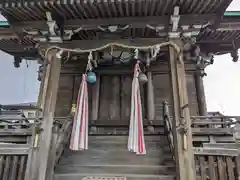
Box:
[162,101,175,160]
[0,144,30,180]
[195,155,239,180]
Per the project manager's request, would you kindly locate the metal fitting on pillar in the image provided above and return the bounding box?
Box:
[176,122,188,135]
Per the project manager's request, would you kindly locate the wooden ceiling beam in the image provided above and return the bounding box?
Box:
[38,38,240,50]
[11,14,216,31]
[217,21,240,31]
[39,38,167,50]
[197,40,240,45]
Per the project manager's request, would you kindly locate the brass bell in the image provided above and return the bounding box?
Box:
[138,72,148,84]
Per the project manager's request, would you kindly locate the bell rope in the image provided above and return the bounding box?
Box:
[128,61,146,155]
[70,74,89,151]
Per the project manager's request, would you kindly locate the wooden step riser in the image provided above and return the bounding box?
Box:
[60,136,173,166]
[64,143,170,154]
[82,135,168,144]
[62,148,168,158]
[55,165,176,175]
[54,174,175,180]
[60,154,170,166]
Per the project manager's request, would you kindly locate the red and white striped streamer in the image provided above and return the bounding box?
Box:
[128,63,146,155]
[70,74,89,151]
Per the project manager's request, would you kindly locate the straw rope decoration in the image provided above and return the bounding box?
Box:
[43,41,183,65]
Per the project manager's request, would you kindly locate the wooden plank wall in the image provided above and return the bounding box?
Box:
[153,72,198,120]
[55,75,74,116]
[55,62,199,119]
[98,75,145,121]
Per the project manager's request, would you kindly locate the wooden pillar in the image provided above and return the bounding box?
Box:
[37,50,61,180]
[109,76,121,120]
[147,71,155,121]
[235,155,240,180]
[29,57,49,180]
[91,75,100,121]
[168,46,196,180]
[195,72,207,116]
[195,71,216,143]
[46,125,59,180]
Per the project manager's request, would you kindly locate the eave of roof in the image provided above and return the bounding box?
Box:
[0,0,232,21]
[0,11,239,27]
[0,11,239,57]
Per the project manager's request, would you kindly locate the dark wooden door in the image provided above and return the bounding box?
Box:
[98,74,145,123]
[99,75,131,122]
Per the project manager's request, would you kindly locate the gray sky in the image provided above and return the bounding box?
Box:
[204,53,240,116]
[0,52,40,104]
[203,2,240,116]
[0,1,239,116]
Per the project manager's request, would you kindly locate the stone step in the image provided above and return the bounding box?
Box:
[54,173,175,180]
[55,165,175,175]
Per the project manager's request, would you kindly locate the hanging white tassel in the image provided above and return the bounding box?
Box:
[70,74,89,151]
[128,63,146,155]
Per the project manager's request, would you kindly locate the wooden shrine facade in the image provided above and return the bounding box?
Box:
[0,0,240,180]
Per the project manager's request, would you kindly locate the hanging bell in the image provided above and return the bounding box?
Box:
[138,72,148,84]
[87,71,97,84]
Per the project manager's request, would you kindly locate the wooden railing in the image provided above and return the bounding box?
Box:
[43,117,73,180]
[0,114,42,180]
[162,101,175,160]
[0,114,73,180]
[195,155,239,180]
[0,144,30,180]
[162,102,240,180]
[52,117,72,165]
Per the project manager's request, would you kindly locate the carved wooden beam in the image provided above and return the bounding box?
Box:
[60,63,198,75]
[217,21,240,31]
[37,38,240,52]
[39,38,167,50]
